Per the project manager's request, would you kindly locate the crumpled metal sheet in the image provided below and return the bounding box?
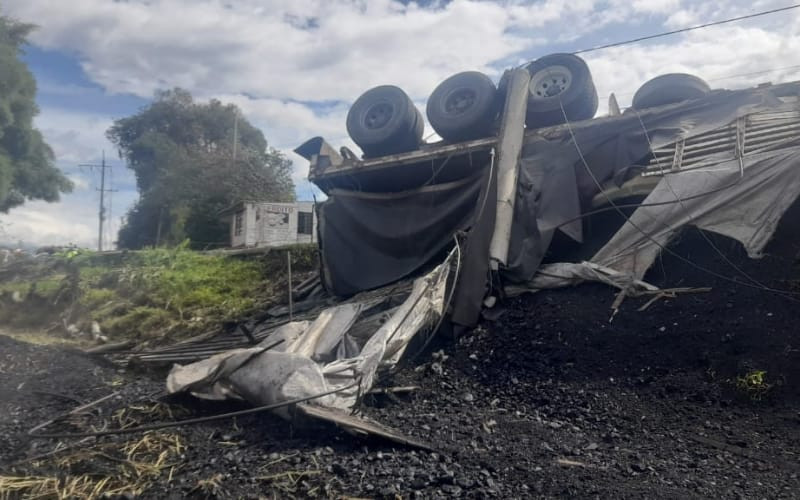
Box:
[165,255,452,416]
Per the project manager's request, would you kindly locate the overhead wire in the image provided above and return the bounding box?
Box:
[398,233,463,370]
[597,63,800,101]
[28,381,359,440]
[553,91,800,301]
[379,151,493,379]
[706,64,800,83]
[631,109,767,289]
[422,153,455,186]
[474,147,496,226]
[552,177,747,230]
[572,4,800,54]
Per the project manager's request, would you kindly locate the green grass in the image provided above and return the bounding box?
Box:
[0,243,318,344]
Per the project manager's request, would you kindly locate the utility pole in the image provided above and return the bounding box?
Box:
[79,151,117,251]
[232,110,239,163]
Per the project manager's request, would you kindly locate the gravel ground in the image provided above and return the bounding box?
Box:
[2,226,800,499]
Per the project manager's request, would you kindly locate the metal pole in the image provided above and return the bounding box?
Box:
[98,151,106,251]
[79,153,116,251]
[489,67,530,269]
[287,250,293,321]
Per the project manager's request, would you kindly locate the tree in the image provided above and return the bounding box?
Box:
[0,14,72,212]
[107,89,295,249]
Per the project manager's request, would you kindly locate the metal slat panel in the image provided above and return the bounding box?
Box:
[681,135,736,155]
[748,110,800,123]
[644,105,800,176]
[651,129,733,155]
[746,138,800,155]
[744,127,800,148]
[672,144,735,163]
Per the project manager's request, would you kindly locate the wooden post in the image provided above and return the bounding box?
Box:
[287,250,294,321]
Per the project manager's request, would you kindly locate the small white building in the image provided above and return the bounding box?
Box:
[224,201,317,248]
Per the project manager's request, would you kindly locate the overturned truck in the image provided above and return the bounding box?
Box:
[299,55,800,326]
[167,55,800,435]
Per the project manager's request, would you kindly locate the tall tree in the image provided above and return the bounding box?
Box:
[0,14,72,212]
[107,89,295,249]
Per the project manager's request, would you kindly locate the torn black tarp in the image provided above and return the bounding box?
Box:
[317,169,488,296]
[450,162,497,327]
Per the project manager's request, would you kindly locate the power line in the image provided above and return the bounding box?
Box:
[706,64,800,83]
[573,4,800,55]
[631,109,769,291]
[28,381,358,439]
[598,63,800,100]
[78,151,118,252]
[554,95,800,301]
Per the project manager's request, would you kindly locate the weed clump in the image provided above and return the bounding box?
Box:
[736,369,773,401]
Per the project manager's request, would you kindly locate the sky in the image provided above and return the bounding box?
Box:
[1,0,799,248]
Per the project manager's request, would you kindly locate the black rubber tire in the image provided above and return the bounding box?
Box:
[632,73,710,110]
[524,53,598,129]
[359,104,423,158]
[347,85,420,157]
[426,71,498,142]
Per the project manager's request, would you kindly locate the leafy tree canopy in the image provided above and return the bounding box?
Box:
[0,14,72,212]
[107,88,295,249]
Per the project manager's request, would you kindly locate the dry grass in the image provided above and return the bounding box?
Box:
[0,432,184,499]
[112,401,187,429]
[0,328,84,347]
[189,473,226,497]
[0,475,106,500]
[256,470,322,496]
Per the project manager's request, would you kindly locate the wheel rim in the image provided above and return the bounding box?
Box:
[443,87,477,115]
[363,101,394,130]
[529,65,572,100]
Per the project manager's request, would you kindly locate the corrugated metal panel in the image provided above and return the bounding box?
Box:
[642,104,800,176]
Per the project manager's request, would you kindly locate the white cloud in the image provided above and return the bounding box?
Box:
[587,21,800,112]
[631,0,682,15]
[1,199,96,248]
[35,107,116,164]
[0,185,139,249]
[6,0,527,102]
[66,174,90,191]
[3,0,800,245]
[9,0,796,136]
[0,106,137,248]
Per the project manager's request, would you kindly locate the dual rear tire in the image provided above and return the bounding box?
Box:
[346,85,423,159]
[346,58,710,157]
[524,53,598,129]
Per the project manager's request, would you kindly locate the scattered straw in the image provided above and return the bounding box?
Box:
[189,473,225,497]
[1,432,184,499]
